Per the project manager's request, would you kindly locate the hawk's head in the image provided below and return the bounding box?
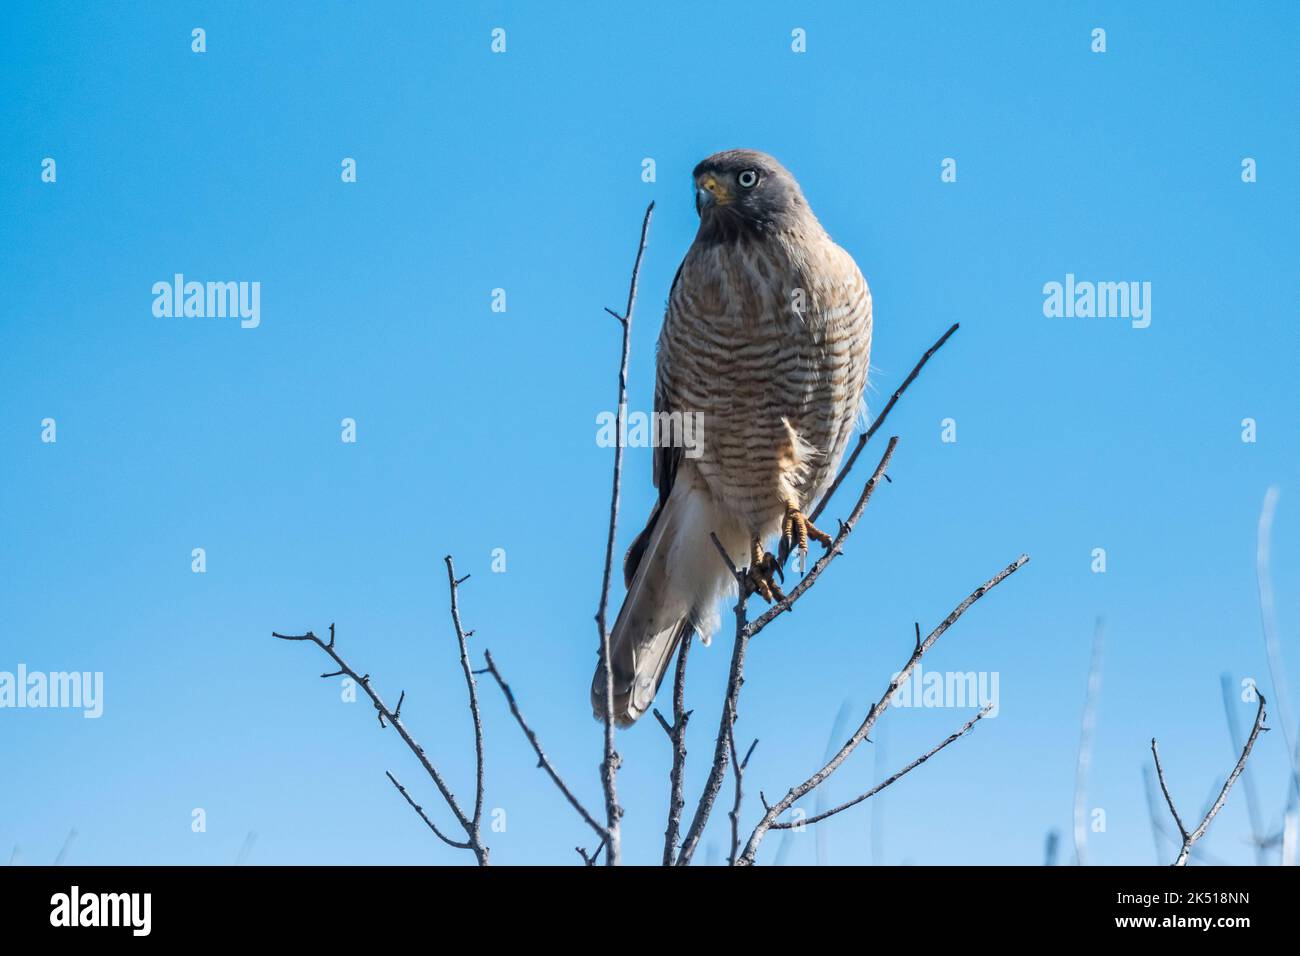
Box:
[692,149,810,242]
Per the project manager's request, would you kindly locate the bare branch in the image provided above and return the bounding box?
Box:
[1219,673,1268,863]
[1150,692,1269,866]
[1150,742,1190,842]
[675,539,751,866]
[444,556,486,841]
[727,728,759,865]
[593,200,654,866]
[676,439,898,866]
[746,437,898,637]
[575,839,605,866]
[809,322,958,524]
[1141,762,1231,866]
[386,771,470,851]
[659,632,693,866]
[481,649,607,840]
[769,705,991,830]
[272,625,489,864]
[735,553,1030,865]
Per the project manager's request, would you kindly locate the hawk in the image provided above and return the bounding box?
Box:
[592,149,873,726]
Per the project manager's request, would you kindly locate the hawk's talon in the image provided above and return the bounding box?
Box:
[778,507,834,566]
[744,546,786,604]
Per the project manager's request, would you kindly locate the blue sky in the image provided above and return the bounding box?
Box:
[1,1,1297,866]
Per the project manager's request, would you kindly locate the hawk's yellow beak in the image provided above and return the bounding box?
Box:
[696,174,732,207]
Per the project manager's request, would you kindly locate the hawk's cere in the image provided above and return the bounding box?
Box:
[592,149,874,727]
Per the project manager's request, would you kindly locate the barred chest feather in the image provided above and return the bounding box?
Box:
[658,224,873,534]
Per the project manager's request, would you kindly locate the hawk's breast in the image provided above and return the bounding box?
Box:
[658,227,872,533]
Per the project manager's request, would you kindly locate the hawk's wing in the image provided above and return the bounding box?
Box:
[653,262,687,504]
[623,270,685,587]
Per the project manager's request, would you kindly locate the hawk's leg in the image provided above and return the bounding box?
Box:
[744,538,786,604]
[779,506,834,567]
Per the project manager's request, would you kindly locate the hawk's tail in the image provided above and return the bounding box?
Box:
[591,474,744,727]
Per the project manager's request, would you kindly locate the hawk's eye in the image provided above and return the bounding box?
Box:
[737,169,759,189]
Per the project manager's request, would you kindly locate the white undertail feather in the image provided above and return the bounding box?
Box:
[591,470,749,727]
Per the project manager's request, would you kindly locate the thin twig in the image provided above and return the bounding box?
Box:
[809,322,958,524]
[386,771,470,850]
[1151,744,1190,843]
[1150,692,1269,866]
[575,839,605,866]
[272,624,489,865]
[445,556,486,843]
[727,730,759,866]
[736,553,1030,865]
[675,538,751,865]
[1219,673,1268,864]
[592,200,654,866]
[746,438,898,637]
[1139,765,1228,865]
[481,649,606,839]
[1196,776,1227,824]
[769,705,991,829]
[656,633,693,866]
